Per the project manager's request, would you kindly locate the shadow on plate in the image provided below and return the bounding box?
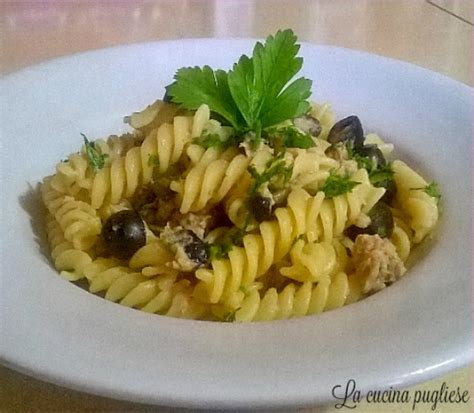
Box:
[19,182,51,264]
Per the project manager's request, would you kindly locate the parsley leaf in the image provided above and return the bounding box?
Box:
[82,133,108,172]
[320,171,360,198]
[166,66,241,129]
[166,29,312,135]
[228,29,312,129]
[424,182,441,200]
[412,182,441,201]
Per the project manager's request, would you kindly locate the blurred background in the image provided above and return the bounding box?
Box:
[1,0,472,84]
[1,1,472,412]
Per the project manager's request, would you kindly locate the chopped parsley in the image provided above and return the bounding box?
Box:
[265,125,315,150]
[320,171,360,198]
[248,154,293,194]
[229,228,245,247]
[147,154,160,167]
[223,307,241,322]
[412,181,441,201]
[368,164,394,185]
[166,29,312,142]
[292,233,306,246]
[239,285,248,295]
[346,143,395,186]
[207,242,233,260]
[82,133,108,172]
[193,132,236,150]
[347,145,374,171]
[346,143,380,172]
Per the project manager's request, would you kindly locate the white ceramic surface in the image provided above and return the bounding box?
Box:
[0,39,472,409]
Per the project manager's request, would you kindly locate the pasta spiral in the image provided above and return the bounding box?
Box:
[129,240,179,277]
[42,178,101,251]
[392,160,438,243]
[75,104,209,209]
[289,146,338,191]
[83,258,206,318]
[280,239,348,283]
[40,87,440,323]
[193,189,315,305]
[234,272,353,322]
[50,153,89,196]
[45,214,93,281]
[309,102,336,140]
[49,133,139,196]
[194,173,382,306]
[173,146,250,213]
[290,169,385,243]
[390,215,414,262]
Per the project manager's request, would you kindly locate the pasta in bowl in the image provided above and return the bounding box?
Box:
[40,30,440,322]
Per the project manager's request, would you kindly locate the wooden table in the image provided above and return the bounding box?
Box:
[1,1,472,412]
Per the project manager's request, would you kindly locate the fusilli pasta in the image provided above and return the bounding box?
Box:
[41,98,439,322]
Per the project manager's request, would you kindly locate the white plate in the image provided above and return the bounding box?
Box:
[0,39,472,409]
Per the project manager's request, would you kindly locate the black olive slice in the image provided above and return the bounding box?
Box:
[181,230,209,266]
[249,194,273,222]
[327,116,364,147]
[102,210,146,259]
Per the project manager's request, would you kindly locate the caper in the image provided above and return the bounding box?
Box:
[356,144,386,168]
[327,116,364,147]
[102,210,146,259]
[249,194,273,222]
[366,202,394,238]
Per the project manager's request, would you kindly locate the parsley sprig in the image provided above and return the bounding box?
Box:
[82,133,108,172]
[166,29,312,141]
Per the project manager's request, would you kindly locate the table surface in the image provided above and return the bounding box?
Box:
[1,1,472,412]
